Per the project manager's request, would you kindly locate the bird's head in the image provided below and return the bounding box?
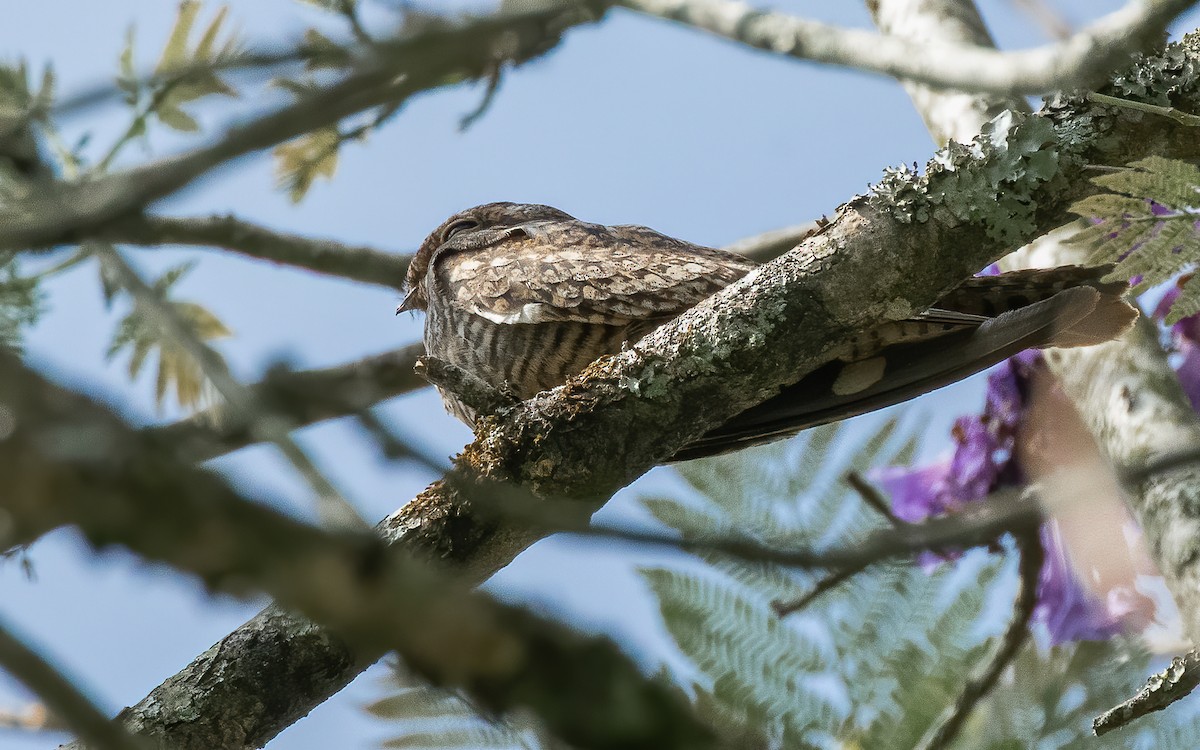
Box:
[398,201,575,313]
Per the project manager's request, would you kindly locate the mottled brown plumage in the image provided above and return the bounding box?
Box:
[401,202,1138,459]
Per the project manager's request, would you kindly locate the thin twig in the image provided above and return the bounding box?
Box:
[772,472,906,616]
[1086,92,1200,127]
[483,479,1042,571]
[0,617,146,750]
[354,407,449,474]
[338,0,374,46]
[1,5,602,252]
[415,356,520,417]
[721,220,824,263]
[916,529,1043,750]
[149,345,427,461]
[459,63,504,131]
[771,564,864,616]
[1094,649,1200,736]
[100,213,410,290]
[98,246,367,529]
[846,470,906,528]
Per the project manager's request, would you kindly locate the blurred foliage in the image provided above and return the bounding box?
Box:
[106,1,239,171]
[366,418,1200,748]
[274,122,343,202]
[0,252,43,353]
[1070,156,1200,323]
[0,7,239,408]
[105,259,231,412]
[0,60,55,187]
[0,62,50,353]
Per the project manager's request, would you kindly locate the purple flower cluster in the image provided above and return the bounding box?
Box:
[871,350,1140,644]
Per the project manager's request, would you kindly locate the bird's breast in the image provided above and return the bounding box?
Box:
[424,299,630,426]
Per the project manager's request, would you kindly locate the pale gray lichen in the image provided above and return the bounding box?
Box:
[868,163,930,224]
[1109,41,1200,108]
[869,111,1062,245]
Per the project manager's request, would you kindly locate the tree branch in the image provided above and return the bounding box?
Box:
[99,214,409,291]
[91,37,1200,750]
[620,0,1196,96]
[139,219,830,464]
[1093,649,1200,735]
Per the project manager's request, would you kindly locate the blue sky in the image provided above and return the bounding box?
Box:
[2,1,1194,748]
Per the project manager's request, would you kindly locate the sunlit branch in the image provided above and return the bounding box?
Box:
[621,0,1197,95]
[1094,649,1200,735]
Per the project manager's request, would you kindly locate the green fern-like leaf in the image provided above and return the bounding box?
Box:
[641,567,838,747]
[1070,156,1200,321]
[105,261,232,412]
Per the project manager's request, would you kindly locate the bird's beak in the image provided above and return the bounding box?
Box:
[396,288,418,314]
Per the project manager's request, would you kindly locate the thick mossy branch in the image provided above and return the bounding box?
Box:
[472,37,1200,499]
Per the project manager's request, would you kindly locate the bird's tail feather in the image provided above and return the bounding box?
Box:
[672,282,1137,462]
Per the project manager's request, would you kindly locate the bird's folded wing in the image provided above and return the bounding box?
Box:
[436,222,756,326]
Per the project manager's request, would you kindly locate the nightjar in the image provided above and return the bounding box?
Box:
[400,202,1137,460]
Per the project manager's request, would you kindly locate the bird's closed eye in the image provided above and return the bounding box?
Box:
[442,218,480,243]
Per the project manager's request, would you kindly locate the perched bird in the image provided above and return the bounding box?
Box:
[400,202,1137,461]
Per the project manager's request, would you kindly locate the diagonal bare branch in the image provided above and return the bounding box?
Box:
[0,352,711,750]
